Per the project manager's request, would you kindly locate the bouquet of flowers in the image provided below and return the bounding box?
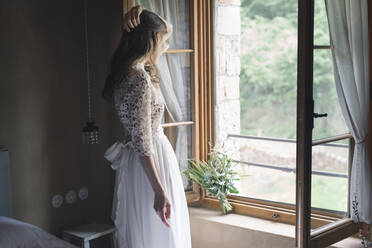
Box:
[182,142,247,214]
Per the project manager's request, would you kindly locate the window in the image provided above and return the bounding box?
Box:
[311,0,351,223]
[218,0,299,207]
[208,0,353,229]
[205,2,366,246]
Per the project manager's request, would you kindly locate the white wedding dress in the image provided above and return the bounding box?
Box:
[104,62,192,248]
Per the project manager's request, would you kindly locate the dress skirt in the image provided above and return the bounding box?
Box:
[104,127,192,248]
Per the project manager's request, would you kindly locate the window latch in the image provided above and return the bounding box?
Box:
[313,113,328,118]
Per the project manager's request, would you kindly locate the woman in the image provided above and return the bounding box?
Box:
[102,6,192,248]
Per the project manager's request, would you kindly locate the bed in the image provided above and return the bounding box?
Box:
[0,216,78,248]
[0,148,78,248]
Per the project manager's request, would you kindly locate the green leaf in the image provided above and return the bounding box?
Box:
[188,159,205,175]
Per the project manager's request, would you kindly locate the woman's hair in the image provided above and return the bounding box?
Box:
[102,9,168,103]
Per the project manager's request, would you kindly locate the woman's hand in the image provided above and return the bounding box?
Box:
[154,190,171,227]
[122,5,144,32]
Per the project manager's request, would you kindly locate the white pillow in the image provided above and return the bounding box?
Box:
[0,216,78,248]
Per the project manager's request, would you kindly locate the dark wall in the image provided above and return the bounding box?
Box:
[368,1,372,168]
[0,0,125,236]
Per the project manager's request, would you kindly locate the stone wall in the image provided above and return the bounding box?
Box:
[214,0,241,160]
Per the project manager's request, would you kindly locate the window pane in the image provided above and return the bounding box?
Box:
[311,143,349,213]
[239,0,298,139]
[165,124,193,190]
[213,0,298,203]
[313,49,348,140]
[159,53,192,123]
[314,0,330,45]
[311,1,350,226]
[135,0,190,49]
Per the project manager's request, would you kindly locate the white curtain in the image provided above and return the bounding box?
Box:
[136,0,191,189]
[325,0,371,223]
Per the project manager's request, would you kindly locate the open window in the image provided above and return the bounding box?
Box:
[296,0,370,247]
[202,0,360,236]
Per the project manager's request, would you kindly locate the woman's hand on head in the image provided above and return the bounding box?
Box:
[122,5,144,32]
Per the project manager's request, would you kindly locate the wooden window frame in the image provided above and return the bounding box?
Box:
[200,1,370,246]
[199,0,355,232]
[123,1,371,246]
[295,0,372,246]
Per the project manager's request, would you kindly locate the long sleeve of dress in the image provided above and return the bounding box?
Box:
[114,72,155,157]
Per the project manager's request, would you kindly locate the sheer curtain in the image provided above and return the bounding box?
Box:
[136,0,191,189]
[325,0,371,223]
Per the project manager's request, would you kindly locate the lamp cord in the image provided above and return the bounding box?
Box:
[83,0,92,122]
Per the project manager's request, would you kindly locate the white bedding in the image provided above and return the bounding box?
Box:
[0,216,78,248]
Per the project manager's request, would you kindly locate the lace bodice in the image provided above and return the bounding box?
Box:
[113,63,165,157]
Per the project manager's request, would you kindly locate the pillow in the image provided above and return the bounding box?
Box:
[0,216,78,248]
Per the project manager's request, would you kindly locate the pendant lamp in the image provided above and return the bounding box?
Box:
[81,0,99,144]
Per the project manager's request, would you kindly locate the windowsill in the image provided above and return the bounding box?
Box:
[188,205,362,248]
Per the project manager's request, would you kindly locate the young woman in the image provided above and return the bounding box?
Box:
[102,6,192,248]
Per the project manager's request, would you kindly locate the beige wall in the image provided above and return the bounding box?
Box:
[0,0,125,236]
